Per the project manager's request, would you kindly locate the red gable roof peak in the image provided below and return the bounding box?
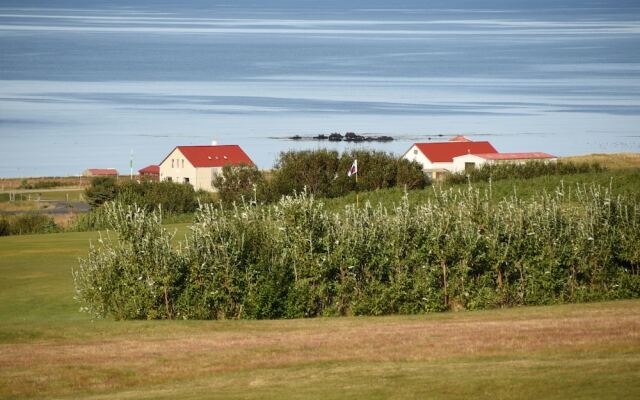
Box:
[413,141,498,163]
[449,135,472,142]
[138,165,160,175]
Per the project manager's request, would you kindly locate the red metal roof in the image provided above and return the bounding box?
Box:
[138,165,160,175]
[87,168,118,176]
[414,141,498,163]
[163,145,254,168]
[473,152,556,160]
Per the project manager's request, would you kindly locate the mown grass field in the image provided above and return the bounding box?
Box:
[1,228,639,399]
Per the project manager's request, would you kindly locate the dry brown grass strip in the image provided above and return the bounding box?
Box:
[562,152,640,169]
[1,301,639,398]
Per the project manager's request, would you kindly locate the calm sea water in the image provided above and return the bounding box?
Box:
[1,0,639,177]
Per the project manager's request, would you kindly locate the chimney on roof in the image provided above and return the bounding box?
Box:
[211,140,218,146]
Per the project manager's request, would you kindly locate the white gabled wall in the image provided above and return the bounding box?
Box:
[159,148,197,187]
[402,144,432,168]
[401,144,455,178]
[159,148,223,192]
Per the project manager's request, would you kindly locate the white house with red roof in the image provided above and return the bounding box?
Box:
[159,144,254,191]
[402,137,498,180]
[402,136,555,179]
[138,164,160,180]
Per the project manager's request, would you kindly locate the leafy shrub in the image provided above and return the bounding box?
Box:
[1,214,59,235]
[69,206,112,232]
[213,164,267,206]
[0,218,10,236]
[270,149,340,198]
[85,176,118,209]
[116,180,202,214]
[74,182,640,320]
[73,203,182,319]
[270,149,429,199]
[445,160,605,184]
[395,158,430,189]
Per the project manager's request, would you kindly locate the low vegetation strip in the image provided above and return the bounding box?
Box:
[444,159,604,184]
[0,301,638,399]
[74,182,640,320]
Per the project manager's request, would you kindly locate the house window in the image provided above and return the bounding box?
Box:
[171,159,174,168]
[182,159,185,168]
[183,177,189,184]
[465,162,476,173]
[413,149,418,155]
[166,177,172,182]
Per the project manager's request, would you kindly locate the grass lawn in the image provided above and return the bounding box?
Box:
[0,229,639,399]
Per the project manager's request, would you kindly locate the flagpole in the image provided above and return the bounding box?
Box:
[355,161,359,208]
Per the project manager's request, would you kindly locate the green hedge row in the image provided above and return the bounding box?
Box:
[445,160,605,184]
[74,182,640,320]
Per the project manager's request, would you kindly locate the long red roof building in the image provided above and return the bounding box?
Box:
[414,141,498,163]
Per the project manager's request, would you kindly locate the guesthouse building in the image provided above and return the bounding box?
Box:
[402,136,555,179]
[402,138,498,180]
[158,144,254,192]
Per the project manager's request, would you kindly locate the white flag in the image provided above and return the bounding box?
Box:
[347,159,358,177]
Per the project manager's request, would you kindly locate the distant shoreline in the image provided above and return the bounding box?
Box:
[0,153,638,181]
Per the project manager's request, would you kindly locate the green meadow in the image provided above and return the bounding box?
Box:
[1,227,639,398]
[1,166,639,399]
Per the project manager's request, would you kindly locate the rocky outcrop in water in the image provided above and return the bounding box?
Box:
[288,132,394,142]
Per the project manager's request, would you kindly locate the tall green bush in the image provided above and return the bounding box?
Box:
[0,218,10,236]
[270,149,341,197]
[213,164,267,206]
[73,203,182,319]
[270,149,429,199]
[74,182,640,320]
[84,176,118,209]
